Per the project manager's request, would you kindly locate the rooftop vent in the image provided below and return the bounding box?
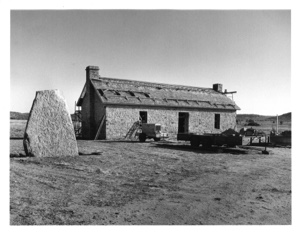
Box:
[213,83,223,93]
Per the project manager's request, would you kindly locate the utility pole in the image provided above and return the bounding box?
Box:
[276,114,279,134]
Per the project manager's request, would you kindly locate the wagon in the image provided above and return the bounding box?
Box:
[177,133,243,148]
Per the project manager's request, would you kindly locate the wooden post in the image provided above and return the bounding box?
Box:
[94,114,106,140]
[276,114,279,134]
[262,134,269,154]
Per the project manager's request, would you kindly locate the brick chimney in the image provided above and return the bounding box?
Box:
[213,83,223,93]
[86,66,99,80]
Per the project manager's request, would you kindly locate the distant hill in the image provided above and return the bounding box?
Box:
[11,111,291,123]
[11,111,78,121]
[10,112,29,120]
[266,112,291,122]
[237,112,291,123]
[236,114,272,122]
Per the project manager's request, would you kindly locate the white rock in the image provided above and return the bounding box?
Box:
[23,90,78,157]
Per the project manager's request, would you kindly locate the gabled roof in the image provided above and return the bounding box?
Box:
[77,77,240,110]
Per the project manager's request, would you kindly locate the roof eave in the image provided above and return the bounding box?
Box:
[102,102,238,111]
[76,84,86,106]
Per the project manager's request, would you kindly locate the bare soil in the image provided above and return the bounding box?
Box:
[10,139,291,225]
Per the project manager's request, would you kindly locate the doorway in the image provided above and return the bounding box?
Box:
[178,112,189,133]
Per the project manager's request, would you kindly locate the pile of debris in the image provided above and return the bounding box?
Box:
[221,128,240,136]
[239,127,265,136]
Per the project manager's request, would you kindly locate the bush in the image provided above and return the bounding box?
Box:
[246,122,260,126]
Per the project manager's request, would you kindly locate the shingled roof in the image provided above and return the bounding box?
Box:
[77,77,240,110]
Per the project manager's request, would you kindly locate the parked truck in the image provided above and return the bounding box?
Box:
[177,131,243,148]
[138,123,168,142]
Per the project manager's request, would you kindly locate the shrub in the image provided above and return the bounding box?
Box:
[246,122,260,126]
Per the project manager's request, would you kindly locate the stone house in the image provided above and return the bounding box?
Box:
[76,66,240,140]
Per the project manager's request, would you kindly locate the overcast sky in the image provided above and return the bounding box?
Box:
[10,10,290,115]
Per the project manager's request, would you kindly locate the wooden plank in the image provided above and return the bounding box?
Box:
[94,114,106,140]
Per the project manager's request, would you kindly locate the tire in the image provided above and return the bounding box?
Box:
[190,137,200,147]
[139,133,146,142]
[154,137,161,141]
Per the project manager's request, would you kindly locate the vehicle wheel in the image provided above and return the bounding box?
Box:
[139,133,146,142]
[190,137,200,147]
[153,137,161,141]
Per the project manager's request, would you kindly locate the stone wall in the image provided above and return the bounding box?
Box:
[81,95,90,139]
[81,66,102,140]
[105,106,236,139]
[81,80,106,140]
[93,94,106,139]
[81,81,96,139]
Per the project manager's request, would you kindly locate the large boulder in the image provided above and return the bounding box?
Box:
[23,90,79,157]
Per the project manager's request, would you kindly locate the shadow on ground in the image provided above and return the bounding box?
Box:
[10,153,29,158]
[93,140,141,143]
[151,142,251,155]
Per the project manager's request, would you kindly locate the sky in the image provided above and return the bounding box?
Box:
[10,10,291,116]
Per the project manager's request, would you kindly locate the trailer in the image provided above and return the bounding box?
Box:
[138,123,168,142]
[177,133,243,148]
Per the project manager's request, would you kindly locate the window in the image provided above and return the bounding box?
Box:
[128,91,135,96]
[140,111,147,123]
[114,90,120,95]
[215,114,220,129]
[98,89,104,96]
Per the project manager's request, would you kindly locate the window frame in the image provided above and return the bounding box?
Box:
[139,111,148,123]
[214,113,220,129]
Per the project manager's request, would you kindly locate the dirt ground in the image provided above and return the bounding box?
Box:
[10,139,291,225]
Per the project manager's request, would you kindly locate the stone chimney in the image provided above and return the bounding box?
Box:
[86,66,99,80]
[213,83,223,93]
[84,66,99,139]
